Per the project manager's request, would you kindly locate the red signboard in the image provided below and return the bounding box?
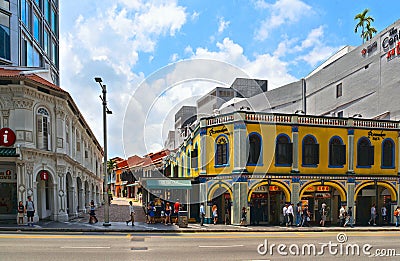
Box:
[0,128,16,147]
[40,170,49,181]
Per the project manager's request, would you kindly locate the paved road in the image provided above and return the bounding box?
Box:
[1,231,400,261]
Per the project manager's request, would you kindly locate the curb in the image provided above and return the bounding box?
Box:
[2,226,400,233]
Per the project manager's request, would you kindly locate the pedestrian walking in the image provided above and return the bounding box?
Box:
[296,202,302,226]
[282,203,288,226]
[301,205,310,227]
[164,202,172,225]
[394,206,400,227]
[17,201,25,226]
[25,196,35,226]
[287,203,294,226]
[319,203,327,227]
[240,207,247,226]
[199,203,205,226]
[173,199,181,224]
[368,203,377,225]
[344,206,354,228]
[339,205,346,227]
[381,205,387,225]
[89,200,98,224]
[212,204,218,225]
[126,201,135,226]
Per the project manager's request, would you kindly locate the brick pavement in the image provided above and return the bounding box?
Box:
[86,198,146,223]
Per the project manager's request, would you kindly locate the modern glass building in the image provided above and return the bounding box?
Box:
[0,0,59,84]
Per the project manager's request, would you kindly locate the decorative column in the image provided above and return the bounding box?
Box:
[291,177,300,205]
[291,125,299,173]
[232,179,248,225]
[233,112,247,174]
[347,125,355,173]
[56,166,68,221]
[347,177,356,223]
[200,119,207,175]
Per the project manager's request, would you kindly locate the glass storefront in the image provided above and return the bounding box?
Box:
[0,163,17,216]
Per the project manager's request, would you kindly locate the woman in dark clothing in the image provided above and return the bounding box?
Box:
[89,200,98,224]
[301,205,310,227]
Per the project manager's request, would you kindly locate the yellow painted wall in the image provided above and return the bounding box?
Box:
[205,124,234,175]
[298,126,348,174]
[353,129,398,175]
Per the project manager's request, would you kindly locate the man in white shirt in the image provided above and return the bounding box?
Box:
[199,203,205,226]
[368,204,376,225]
[287,203,294,226]
[381,205,387,225]
[339,205,346,227]
[282,204,288,226]
[126,201,135,226]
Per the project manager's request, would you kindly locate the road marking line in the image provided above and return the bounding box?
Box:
[60,246,111,249]
[198,244,244,248]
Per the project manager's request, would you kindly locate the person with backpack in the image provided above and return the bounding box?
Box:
[17,201,25,226]
[394,206,400,227]
[25,196,35,226]
[89,200,98,224]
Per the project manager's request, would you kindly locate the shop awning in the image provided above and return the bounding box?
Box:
[146,179,192,189]
[0,148,19,157]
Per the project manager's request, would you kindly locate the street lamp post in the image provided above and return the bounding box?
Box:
[95,77,112,226]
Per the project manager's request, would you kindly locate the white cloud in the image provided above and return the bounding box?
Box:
[192,37,296,89]
[191,11,200,21]
[218,17,230,34]
[60,0,188,157]
[255,0,312,41]
[170,53,179,62]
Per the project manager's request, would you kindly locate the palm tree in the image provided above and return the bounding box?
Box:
[107,159,116,174]
[361,23,377,42]
[354,9,376,43]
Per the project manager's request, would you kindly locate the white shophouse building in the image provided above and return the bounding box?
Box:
[0,67,103,222]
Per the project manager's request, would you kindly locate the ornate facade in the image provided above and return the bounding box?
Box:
[0,68,103,221]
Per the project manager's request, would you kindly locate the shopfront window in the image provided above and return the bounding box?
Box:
[0,164,17,216]
[37,107,51,150]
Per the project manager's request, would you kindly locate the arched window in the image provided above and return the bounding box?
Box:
[357,137,374,167]
[37,107,51,150]
[329,136,346,167]
[247,133,262,165]
[181,156,184,177]
[382,139,395,168]
[302,135,319,166]
[191,144,198,170]
[275,134,292,166]
[215,135,229,166]
[187,150,191,176]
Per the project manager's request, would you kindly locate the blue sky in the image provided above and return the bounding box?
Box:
[59,0,398,158]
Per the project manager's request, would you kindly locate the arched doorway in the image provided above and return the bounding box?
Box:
[208,183,232,224]
[355,181,397,225]
[248,181,290,225]
[66,172,74,216]
[299,181,346,225]
[35,171,55,220]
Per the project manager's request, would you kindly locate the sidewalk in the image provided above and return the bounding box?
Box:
[1,198,399,233]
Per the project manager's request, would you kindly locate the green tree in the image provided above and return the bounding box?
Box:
[107,159,116,174]
[354,9,377,43]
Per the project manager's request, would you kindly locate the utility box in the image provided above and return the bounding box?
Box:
[178,211,188,228]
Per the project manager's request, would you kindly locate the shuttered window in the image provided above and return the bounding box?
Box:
[357,137,374,167]
[275,134,293,166]
[247,133,262,165]
[329,137,346,167]
[382,139,394,168]
[216,135,228,166]
[302,135,319,166]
